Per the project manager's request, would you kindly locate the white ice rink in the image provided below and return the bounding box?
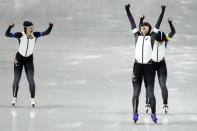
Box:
[0,0,197,131]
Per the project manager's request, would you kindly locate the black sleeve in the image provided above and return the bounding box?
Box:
[151,6,166,39]
[34,24,53,38]
[5,26,22,38]
[125,5,137,30]
[155,6,166,29]
[168,21,176,38]
[125,5,140,40]
[139,17,144,29]
[151,30,159,43]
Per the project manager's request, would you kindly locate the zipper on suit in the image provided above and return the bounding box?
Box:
[25,38,30,57]
[157,45,159,62]
[142,36,145,63]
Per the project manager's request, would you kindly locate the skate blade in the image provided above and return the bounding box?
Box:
[134,120,137,123]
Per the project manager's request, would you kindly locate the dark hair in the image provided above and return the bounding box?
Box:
[23,21,33,27]
[24,27,27,34]
[23,21,33,34]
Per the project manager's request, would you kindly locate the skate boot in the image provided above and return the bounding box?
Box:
[133,114,138,123]
[163,104,168,114]
[31,98,36,107]
[151,114,158,123]
[145,104,151,113]
[12,97,17,107]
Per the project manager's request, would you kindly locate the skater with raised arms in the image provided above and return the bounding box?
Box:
[125,2,166,123]
[5,21,54,107]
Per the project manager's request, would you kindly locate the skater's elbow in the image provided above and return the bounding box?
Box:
[5,32,10,37]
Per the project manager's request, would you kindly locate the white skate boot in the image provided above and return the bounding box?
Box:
[163,104,168,114]
[145,104,151,113]
[12,97,17,107]
[31,98,36,107]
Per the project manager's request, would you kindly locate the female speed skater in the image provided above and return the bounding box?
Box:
[125,2,166,123]
[5,21,53,107]
[139,16,176,114]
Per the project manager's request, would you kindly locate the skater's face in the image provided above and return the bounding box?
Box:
[26,26,34,35]
[140,25,149,36]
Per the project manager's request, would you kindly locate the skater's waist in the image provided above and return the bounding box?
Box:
[152,57,165,63]
[16,52,33,59]
[135,59,152,64]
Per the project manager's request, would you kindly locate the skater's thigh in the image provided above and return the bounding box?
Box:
[14,55,23,79]
[144,64,155,85]
[157,62,167,87]
[158,62,167,78]
[132,63,143,96]
[24,58,34,78]
[132,63,143,87]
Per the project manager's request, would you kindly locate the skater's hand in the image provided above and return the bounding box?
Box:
[168,17,172,22]
[161,4,166,9]
[125,2,130,9]
[49,21,54,25]
[140,14,145,19]
[155,41,164,45]
[9,23,15,27]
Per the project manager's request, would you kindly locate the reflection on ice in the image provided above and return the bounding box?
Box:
[56,121,84,128]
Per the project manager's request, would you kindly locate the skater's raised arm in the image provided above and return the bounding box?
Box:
[5,23,22,38]
[153,5,166,33]
[167,17,176,39]
[125,3,137,30]
[34,21,54,38]
[139,14,145,29]
[125,2,140,37]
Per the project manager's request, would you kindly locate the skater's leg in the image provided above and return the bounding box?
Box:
[144,64,156,114]
[132,62,143,114]
[144,62,157,113]
[145,82,149,104]
[144,82,151,113]
[24,55,35,98]
[158,61,168,105]
[13,53,23,98]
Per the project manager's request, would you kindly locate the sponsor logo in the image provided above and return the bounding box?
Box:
[132,72,136,82]
[14,58,18,66]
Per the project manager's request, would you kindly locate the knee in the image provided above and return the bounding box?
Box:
[147,90,155,99]
[160,81,167,89]
[159,76,166,87]
[13,80,19,86]
[161,85,167,90]
[133,90,140,99]
[149,94,156,102]
[133,94,138,99]
[13,75,21,82]
[27,75,35,84]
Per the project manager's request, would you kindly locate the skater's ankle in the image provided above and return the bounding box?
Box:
[163,104,168,107]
